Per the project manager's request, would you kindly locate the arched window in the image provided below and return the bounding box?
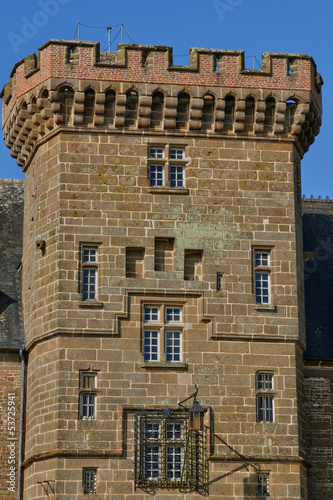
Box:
[125,90,138,127]
[285,99,297,133]
[202,94,215,131]
[151,91,164,129]
[264,97,275,133]
[224,95,235,132]
[244,97,255,132]
[58,85,74,125]
[105,89,115,126]
[83,88,95,126]
[176,92,190,130]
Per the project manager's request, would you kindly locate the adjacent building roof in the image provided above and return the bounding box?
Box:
[0,179,24,349]
[302,198,333,359]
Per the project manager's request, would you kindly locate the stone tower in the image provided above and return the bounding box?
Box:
[1,40,322,499]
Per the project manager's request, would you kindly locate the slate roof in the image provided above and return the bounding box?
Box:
[0,179,24,350]
[302,199,333,359]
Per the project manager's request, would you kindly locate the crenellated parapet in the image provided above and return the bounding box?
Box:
[1,40,323,169]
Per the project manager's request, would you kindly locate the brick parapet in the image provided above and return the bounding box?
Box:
[1,40,322,170]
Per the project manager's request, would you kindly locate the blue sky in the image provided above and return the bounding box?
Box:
[1,0,332,198]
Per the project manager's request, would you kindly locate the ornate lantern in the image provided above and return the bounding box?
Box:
[189,400,204,431]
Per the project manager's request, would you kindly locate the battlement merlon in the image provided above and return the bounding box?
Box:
[1,40,323,116]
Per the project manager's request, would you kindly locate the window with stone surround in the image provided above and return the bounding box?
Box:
[83,468,97,494]
[143,305,183,363]
[79,372,97,420]
[254,250,271,305]
[81,246,98,301]
[257,472,270,497]
[256,373,274,423]
[148,146,187,190]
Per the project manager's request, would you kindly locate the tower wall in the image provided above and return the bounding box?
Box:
[2,41,322,499]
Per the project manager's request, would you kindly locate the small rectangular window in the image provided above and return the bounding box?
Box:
[81,372,97,389]
[82,268,97,300]
[144,421,160,439]
[170,148,185,160]
[144,306,160,323]
[255,272,270,304]
[81,246,98,301]
[83,469,97,494]
[166,446,183,481]
[254,251,270,267]
[149,165,164,187]
[79,372,97,420]
[165,307,182,323]
[257,473,270,497]
[165,331,182,362]
[169,166,184,187]
[149,147,164,159]
[217,273,223,291]
[254,250,271,305]
[83,247,97,263]
[144,445,161,480]
[257,373,273,391]
[257,396,274,423]
[80,393,97,420]
[144,330,160,362]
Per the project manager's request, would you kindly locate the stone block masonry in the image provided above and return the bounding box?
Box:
[1,40,323,499]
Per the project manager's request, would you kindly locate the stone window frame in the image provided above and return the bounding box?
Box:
[79,371,98,420]
[141,301,187,369]
[252,246,276,312]
[147,145,189,194]
[82,468,97,494]
[256,371,275,423]
[256,472,270,497]
[79,243,103,308]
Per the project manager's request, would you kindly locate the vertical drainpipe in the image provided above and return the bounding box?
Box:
[17,349,26,500]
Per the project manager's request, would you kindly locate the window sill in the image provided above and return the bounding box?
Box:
[79,300,104,309]
[254,305,277,312]
[148,188,189,195]
[141,362,188,370]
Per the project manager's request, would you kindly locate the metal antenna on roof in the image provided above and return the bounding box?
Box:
[107,27,111,52]
[78,20,80,41]
[121,20,123,43]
